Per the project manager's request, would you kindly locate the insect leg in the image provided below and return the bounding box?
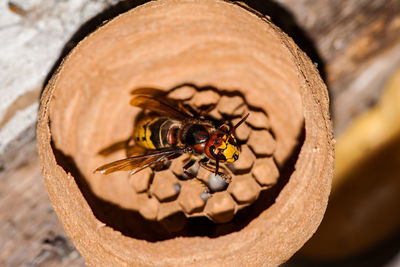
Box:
[180,158,211,196]
[198,104,217,117]
[182,159,197,179]
[177,102,196,117]
[199,159,232,184]
[193,177,211,198]
[129,154,168,175]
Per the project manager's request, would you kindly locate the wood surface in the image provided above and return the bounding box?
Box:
[272,0,400,134]
[0,151,85,267]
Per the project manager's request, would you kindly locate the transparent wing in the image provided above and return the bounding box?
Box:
[94,148,186,175]
[130,87,194,119]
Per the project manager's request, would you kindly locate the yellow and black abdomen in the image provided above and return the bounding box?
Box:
[133,117,177,150]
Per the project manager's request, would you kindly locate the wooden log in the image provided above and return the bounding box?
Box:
[0,154,85,267]
[272,0,400,134]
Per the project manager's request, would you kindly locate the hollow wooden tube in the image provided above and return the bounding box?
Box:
[37,0,334,266]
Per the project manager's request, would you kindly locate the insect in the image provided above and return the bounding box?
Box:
[94,87,249,191]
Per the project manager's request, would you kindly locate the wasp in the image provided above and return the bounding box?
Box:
[95,87,249,190]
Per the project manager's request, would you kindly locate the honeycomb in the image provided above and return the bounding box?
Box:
[108,84,281,227]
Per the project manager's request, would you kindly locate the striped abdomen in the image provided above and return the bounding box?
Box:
[133,117,179,150]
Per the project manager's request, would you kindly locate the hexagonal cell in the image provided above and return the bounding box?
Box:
[248,129,276,156]
[169,155,200,180]
[252,157,280,187]
[157,200,182,221]
[233,104,248,117]
[246,110,270,129]
[204,191,237,223]
[196,164,211,181]
[150,170,181,201]
[227,145,255,174]
[207,106,223,120]
[178,181,206,214]
[129,168,153,193]
[228,174,261,204]
[167,85,196,100]
[169,155,195,178]
[138,194,159,221]
[160,212,187,233]
[157,201,186,233]
[187,90,220,107]
[232,117,251,141]
[217,95,245,116]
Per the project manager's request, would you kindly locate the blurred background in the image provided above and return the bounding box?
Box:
[0,0,399,266]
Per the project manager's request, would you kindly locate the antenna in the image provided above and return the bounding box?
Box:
[229,113,250,135]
